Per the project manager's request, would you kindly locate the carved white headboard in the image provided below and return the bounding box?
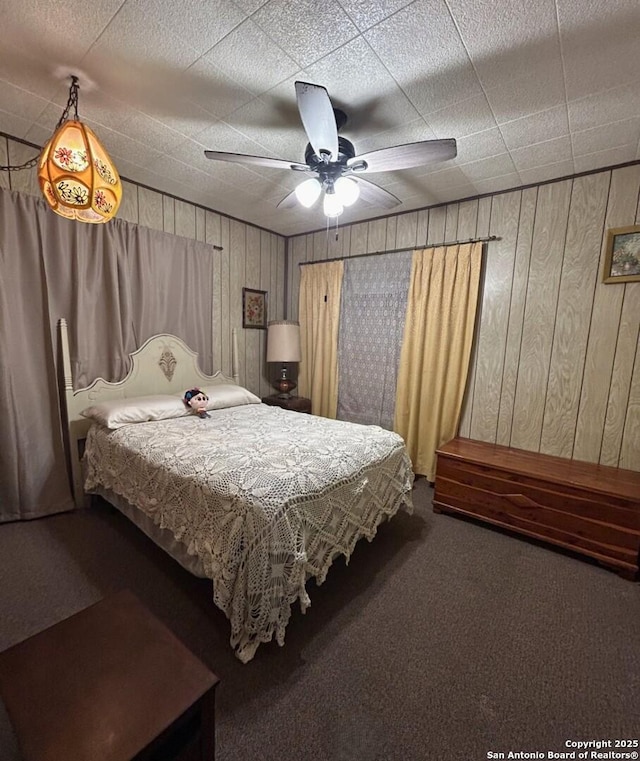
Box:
[58,318,239,507]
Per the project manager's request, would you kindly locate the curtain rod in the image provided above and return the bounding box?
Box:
[298,235,499,266]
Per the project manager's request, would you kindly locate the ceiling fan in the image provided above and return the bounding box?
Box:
[204,81,457,218]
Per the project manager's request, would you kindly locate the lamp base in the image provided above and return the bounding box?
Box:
[272,366,297,399]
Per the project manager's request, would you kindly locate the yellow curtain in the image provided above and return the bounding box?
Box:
[298,260,344,418]
[394,242,483,480]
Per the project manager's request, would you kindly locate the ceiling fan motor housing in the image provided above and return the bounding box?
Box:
[305,136,357,181]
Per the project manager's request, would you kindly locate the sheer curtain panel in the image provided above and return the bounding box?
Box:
[337,251,412,429]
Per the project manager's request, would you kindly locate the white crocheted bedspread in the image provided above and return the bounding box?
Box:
[84,403,414,662]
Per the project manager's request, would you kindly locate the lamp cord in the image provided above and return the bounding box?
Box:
[0,76,80,173]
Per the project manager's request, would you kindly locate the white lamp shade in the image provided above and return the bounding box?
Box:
[323,191,343,217]
[267,321,301,362]
[334,176,360,207]
[295,178,322,208]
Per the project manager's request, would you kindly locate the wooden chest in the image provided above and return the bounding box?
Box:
[433,437,640,579]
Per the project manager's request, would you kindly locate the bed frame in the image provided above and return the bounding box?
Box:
[58,318,239,508]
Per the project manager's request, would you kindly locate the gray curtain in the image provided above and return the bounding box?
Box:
[336,251,412,429]
[0,188,216,522]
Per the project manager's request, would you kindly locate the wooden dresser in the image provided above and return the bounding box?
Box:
[433,437,640,579]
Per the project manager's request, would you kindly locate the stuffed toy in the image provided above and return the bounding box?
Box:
[183,388,210,418]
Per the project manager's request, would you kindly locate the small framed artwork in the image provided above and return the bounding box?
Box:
[603,225,640,284]
[242,287,267,329]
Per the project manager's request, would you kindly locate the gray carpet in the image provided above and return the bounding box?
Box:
[1,479,638,761]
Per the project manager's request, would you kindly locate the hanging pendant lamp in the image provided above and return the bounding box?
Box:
[37,76,122,223]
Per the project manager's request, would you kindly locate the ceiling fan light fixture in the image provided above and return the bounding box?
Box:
[334,176,360,207]
[323,189,343,218]
[294,177,322,208]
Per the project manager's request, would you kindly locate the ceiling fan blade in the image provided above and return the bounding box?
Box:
[295,81,339,161]
[276,189,299,210]
[204,150,308,171]
[354,177,402,209]
[348,138,457,173]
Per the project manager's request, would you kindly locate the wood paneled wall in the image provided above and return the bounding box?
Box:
[287,166,640,473]
[1,135,286,400]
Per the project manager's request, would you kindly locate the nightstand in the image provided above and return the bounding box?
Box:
[262,394,312,414]
[0,590,219,761]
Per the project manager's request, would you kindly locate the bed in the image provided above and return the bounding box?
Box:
[59,318,414,662]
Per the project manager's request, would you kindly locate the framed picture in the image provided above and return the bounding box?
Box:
[603,225,640,284]
[242,287,267,329]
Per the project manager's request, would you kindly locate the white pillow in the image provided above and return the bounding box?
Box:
[81,395,189,429]
[199,384,261,410]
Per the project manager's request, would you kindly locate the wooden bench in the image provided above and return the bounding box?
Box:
[434,437,640,580]
[0,590,219,761]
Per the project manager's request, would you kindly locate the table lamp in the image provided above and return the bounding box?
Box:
[267,321,301,398]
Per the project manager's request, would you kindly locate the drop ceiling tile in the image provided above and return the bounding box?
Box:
[182,59,257,119]
[199,18,299,96]
[364,0,484,114]
[424,94,498,140]
[423,182,479,205]
[84,4,203,76]
[336,0,416,31]
[244,175,293,201]
[354,118,437,156]
[32,91,138,145]
[140,0,247,57]
[4,0,124,67]
[143,155,213,187]
[460,153,517,181]
[409,165,472,190]
[172,139,270,188]
[573,144,637,173]
[0,109,38,142]
[149,104,228,143]
[472,173,522,195]
[112,158,155,185]
[125,114,191,152]
[74,91,141,135]
[568,81,640,133]
[22,122,54,147]
[0,80,50,123]
[234,0,270,12]
[303,37,421,142]
[447,0,562,90]
[369,173,438,200]
[572,117,640,157]
[499,106,569,151]
[557,0,640,101]
[454,127,509,164]
[224,78,311,161]
[518,159,574,186]
[510,136,573,172]
[0,48,56,105]
[197,120,279,157]
[252,0,359,68]
[485,62,567,124]
[86,124,165,170]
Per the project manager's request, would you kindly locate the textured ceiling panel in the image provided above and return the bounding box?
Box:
[1,0,640,236]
